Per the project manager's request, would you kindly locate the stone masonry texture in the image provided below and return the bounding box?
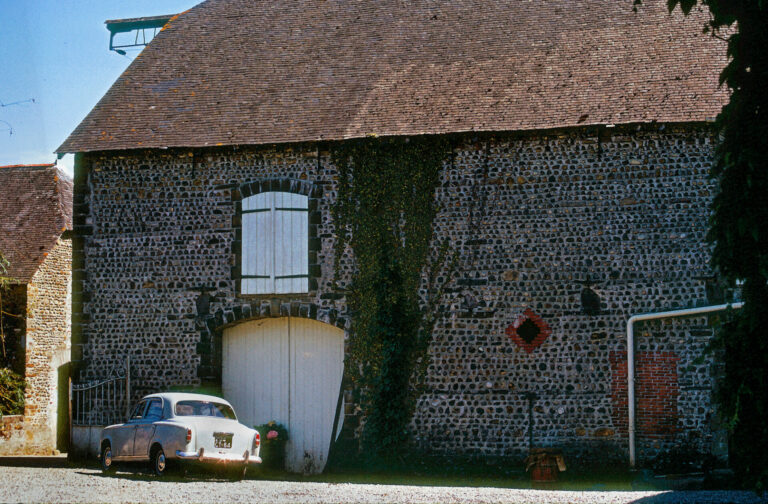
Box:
[73,124,720,467]
[0,237,72,455]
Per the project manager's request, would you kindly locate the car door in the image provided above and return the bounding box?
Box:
[133,398,162,459]
[113,400,147,458]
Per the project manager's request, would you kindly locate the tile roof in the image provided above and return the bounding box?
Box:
[0,164,73,283]
[58,0,728,153]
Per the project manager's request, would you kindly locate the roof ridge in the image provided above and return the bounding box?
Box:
[0,163,56,170]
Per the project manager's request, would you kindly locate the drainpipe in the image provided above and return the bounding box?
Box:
[626,302,743,469]
[523,392,537,450]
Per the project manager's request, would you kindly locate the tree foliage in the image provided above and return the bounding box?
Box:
[0,255,24,416]
[332,136,457,460]
[0,368,24,416]
[637,0,768,490]
[0,253,10,286]
[0,254,16,363]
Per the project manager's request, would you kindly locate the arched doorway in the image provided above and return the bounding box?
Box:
[222,317,344,473]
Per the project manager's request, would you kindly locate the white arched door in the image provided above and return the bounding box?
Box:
[222,317,344,473]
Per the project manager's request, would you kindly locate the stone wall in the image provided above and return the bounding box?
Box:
[18,237,72,455]
[0,415,25,454]
[73,124,722,467]
[413,127,720,466]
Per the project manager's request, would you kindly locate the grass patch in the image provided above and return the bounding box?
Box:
[250,451,636,491]
[250,466,636,491]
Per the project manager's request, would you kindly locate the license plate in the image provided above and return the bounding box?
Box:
[213,432,233,449]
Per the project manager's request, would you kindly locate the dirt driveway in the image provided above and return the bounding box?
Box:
[1,466,767,504]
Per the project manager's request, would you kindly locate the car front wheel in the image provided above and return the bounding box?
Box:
[150,445,167,477]
[101,442,115,474]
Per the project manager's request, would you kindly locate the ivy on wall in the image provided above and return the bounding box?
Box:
[332,135,456,459]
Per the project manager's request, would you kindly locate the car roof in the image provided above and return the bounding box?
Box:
[142,392,233,406]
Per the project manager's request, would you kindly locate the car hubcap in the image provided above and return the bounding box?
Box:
[157,453,166,472]
[104,449,112,467]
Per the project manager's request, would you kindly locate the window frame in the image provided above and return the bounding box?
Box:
[241,191,309,295]
[144,398,164,420]
[233,178,321,297]
[130,400,148,420]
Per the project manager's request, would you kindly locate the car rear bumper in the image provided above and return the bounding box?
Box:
[175,448,262,465]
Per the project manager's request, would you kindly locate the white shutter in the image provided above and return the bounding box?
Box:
[275,192,309,293]
[242,191,308,294]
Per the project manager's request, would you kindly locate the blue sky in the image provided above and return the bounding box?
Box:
[0,1,201,177]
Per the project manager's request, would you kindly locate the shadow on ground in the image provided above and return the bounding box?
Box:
[0,455,69,468]
[628,491,767,504]
[1,455,756,497]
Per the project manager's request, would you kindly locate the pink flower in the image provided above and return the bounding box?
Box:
[267,430,278,440]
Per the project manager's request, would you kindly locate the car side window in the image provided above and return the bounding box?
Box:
[145,398,163,420]
[130,400,147,420]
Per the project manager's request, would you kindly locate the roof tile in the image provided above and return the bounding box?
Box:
[0,164,73,283]
[59,0,728,153]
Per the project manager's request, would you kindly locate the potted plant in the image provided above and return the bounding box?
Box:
[525,448,566,483]
[255,421,288,470]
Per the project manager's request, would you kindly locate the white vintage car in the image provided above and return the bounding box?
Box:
[99,392,261,478]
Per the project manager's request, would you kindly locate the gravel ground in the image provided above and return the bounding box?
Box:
[1,467,767,504]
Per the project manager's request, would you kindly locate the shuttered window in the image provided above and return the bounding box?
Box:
[241,191,309,294]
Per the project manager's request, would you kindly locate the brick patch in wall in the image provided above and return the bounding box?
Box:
[610,351,680,438]
[505,308,551,354]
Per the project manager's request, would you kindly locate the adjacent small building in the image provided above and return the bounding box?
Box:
[0,164,72,455]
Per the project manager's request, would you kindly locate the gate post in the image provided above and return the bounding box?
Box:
[68,377,72,460]
[125,356,131,418]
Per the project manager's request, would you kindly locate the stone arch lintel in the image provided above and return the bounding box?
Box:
[208,301,346,334]
[197,301,348,380]
[239,177,318,199]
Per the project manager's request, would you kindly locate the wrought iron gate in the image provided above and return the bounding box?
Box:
[70,357,131,426]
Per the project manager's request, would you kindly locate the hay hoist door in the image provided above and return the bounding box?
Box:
[105,15,174,55]
[222,318,344,474]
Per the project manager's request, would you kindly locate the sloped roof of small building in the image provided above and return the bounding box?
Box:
[58,0,728,153]
[0,164,73,283]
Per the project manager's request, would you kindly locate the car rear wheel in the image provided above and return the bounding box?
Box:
[101,442,115,474]
[150,445,167,477]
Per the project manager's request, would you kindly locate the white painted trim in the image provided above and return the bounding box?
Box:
[626,302,743,468]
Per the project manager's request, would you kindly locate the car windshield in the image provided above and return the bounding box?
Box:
[174,400,236,420]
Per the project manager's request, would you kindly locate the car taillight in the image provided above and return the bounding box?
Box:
[186,428,192,443]
[253,432,260,450]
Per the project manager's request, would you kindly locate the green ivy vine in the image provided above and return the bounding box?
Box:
[331,135,456,460]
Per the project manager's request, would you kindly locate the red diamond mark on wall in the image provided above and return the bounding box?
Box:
[506,308,552,354]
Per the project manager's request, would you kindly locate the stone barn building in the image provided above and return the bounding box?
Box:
[58,0,731,472]
[0,164,72,455]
